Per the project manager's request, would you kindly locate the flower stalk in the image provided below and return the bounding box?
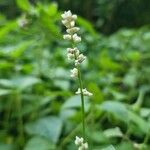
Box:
[61,10,92,149]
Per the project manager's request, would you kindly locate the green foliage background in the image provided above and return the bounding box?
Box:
[0,0,150,150]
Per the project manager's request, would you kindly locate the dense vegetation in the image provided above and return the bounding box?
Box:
[0,0,150,150]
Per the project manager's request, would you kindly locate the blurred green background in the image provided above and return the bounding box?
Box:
[0,0,150,150]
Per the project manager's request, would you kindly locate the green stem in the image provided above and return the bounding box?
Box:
[15,90,24,148]
[71,39,86,139]
[77,65,85,139]
[58,113,91,149]
[143,128,150,144]
[71,36,86,139]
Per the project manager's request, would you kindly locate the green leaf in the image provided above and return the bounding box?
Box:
[99,51,121,71]
[13,76,41,91]
[0,144,13,150]
[0,76,41,91]
[1,41,33,58]
[38,3,58,17]
[0,21,17,38]
[88,83,104,103]
[103,127,123,138]
[102,145,116,150]
[0,89,11,96]
[140,108,150,118]
[77,16,98,37]
[128,111,149,133]
[24,137,56,150]
[116,142,134,150]
[54,79,70,90]
[16,0,32,12]
[100,101,129,122]
[62,95,89,111]
[25,116,63,143]
[37,4,61,39]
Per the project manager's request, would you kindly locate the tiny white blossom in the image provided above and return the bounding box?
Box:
[67,47,76,53]
[77,54,86,63]
[75,88,93,96]
[67,53,74,60]
[67,27,80,34]
[70,21,75,27]
[75,136,84,146]
[83,143,88,149]
[75,50,80,57]
[75,54,86,66]
[63,34,72,40]
[72,14,77,20]
[83,88,93,96]
[61,10,72,20]
[78,142,88,150]
[72,33,81,43]
[67,47,80,57]
[75,88,81,95]
[70,68,78,78]
[62,20,70,28]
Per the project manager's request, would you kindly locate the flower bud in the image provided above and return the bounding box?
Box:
[61,10,72,19]
[75,88,93,97]
[72,34,81,43]
[67,53,74,60]
[78,142,88,150]
[66,27,80,34]
[70,68,78,78]
[70,21,75,27]
[75,136,84,146]
[63,34,72,40]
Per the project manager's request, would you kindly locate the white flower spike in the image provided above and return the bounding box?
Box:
[62,10,92,149]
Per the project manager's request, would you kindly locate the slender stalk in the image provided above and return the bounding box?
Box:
[59,113,92,149]
[143,128,150,145]
[71,39,85,139]
[72,40,86,139]
[77,65,85,139]
[15,90,24,148]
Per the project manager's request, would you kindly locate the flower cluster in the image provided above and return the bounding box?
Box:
[61,10,92,97]
[75,136,88,150]
[76,88,93,96]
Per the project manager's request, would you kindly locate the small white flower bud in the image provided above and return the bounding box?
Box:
[75,54,86,65]
[78,142,88,150]
[67,53,74,60]
[75,88,81,95]
[75,49,80,57]
[61,10,72,19]
[66,27,80,34]
[77,54,86,63]
[75,88,93,97]
[83,89,93,96]
[67,48,75,54]
[70,21,75,27]
[63,34,72,40]
[72,14,77,20]
[83,143,88,149]
[70,68,78,78]
[75,136,84,146]
[72,34,81,42]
